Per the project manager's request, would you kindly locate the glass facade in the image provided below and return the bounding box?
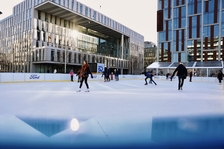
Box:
[157,0,224,62]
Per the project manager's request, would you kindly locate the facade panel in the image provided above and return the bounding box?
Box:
[157,0,223,62]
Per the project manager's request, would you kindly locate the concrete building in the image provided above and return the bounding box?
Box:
[144,41,157,69]
[0,0,144,74]
[157,0,224,62]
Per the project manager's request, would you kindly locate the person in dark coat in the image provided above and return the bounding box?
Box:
[189,70,193,82]
[114,68,120,81]
[141,69,157,85]
[171,63,188,90]
[141,69,149,85]
[77,60,93,92]
[149,70,157,85]
[217,70,224,85]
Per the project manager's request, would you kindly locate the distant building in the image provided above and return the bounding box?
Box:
[0,0,144,73]
[144,41,157,68]
[157,0,224,62]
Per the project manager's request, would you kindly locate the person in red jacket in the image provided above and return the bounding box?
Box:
[171,63,187,90]
[77,60,93,92]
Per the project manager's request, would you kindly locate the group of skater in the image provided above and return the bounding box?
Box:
[69,60,121,92]
[101,68,120,82]
[143,62,224,90]
[69,60,223,92]
[142,63,188,90]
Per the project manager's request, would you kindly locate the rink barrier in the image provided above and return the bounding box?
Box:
[0,73,220,83]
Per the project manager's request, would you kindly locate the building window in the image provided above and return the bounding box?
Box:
[51,50,54,61]
[72,0,74,10]
[159,0,163,10]
[89,8,91,18]
[93,11,96,20]
[76,2,78,12]
[80,4,83,14]
[104,16,107,25]
[85,6,88,16]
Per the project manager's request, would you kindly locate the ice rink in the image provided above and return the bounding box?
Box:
[0,78,224,148]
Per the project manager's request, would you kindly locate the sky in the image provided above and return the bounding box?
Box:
[0,0,158,44]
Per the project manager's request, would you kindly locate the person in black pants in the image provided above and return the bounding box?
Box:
[171,63,187,90]
[77,60,93,92]
[189,71,193,82]
[217,70,224,85]
[149,71,157,85]
[141,69,157,85]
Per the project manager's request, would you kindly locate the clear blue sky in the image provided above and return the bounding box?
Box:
[0,0,157,44]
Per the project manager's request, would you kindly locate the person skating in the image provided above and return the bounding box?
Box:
[141,69,157,85]
[101,68,110,82]
[217,70,224,85]
[141,69,149,85]
[69,70,74,82]
[170,62,188,90]
[149,71,157,85]
[77,60,93,92]
[114,68,120,81]
[189,70,193,82]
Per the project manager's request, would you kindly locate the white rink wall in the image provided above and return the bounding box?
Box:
[0,73,220,83]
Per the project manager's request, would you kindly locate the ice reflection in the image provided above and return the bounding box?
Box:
[151,115,224,145]
[17,116,80,137]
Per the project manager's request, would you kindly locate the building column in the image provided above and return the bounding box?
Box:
[201,1,204,61]
[71,52,74,63]
[54,49,57,62]
[121,34,124,59]
[218,0,222,61]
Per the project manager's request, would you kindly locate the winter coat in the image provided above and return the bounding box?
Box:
[80,64,93,78]
[172,64,187,78]
[217,71,224,80]
[70,71,74,76]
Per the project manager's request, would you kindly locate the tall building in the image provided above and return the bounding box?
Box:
[0,0,144,74]
[157,0,224,62]
[144,41,157,68]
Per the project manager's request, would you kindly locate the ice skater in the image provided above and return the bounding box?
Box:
[189,70,193,82]
[148,71,157,85]
[170,62,187,90]
[114,68,120,81]
[77,60,93,92]
[142,69,157,85]
[102,68,110,82]
[69,70,74,82]
[217,69,224,85]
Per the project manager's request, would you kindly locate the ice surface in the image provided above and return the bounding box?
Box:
[0,79,224,148]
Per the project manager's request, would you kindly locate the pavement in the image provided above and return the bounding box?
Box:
[0,78,224,148]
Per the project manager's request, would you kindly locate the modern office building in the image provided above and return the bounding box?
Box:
[144,41,157,68]
[157,0,224,62]
[0,0,144,74]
